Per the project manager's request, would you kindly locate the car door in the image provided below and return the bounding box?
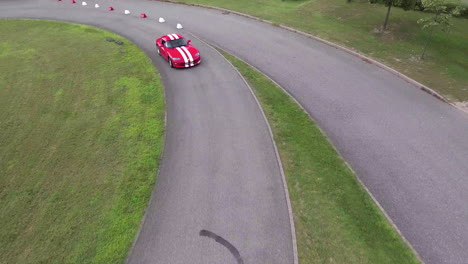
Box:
[159,40,168,60]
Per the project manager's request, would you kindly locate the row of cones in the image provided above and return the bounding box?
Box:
[60,0,177,24]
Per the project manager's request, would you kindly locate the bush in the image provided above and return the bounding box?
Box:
[445,3,468,18]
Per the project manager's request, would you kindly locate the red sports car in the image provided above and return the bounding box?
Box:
[156,33,201,68]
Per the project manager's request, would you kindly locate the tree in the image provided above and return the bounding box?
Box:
[371,0,418,30]
[382,0,394,30]
[418,0,463,59]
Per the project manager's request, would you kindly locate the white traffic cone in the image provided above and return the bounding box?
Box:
[124,10,130,15]
[159,17,165,23]
[176,23,183,29]
[82,1,87,5]
[95,3,99,8]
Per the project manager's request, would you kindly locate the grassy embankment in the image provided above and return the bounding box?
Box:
[0,20,164,263]
[220,50,420,263]
[179,0,468,102]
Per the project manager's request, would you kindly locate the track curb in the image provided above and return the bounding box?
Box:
[155,0,467,114]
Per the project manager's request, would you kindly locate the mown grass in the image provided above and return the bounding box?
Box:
[0,20,164,263]
[178,0,468,102]
[220,50,420,264]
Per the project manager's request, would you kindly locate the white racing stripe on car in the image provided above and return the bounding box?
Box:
[167,34,174,40]
[181,46,194,67]
[175,47,189,68]
[172,33,179,39]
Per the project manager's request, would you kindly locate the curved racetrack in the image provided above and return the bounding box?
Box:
[1,1,467,264]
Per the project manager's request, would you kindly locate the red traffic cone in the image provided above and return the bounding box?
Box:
[57,0,62,2]
[140,13,147,18]
[71,0,76,3]
[108,6,114,11]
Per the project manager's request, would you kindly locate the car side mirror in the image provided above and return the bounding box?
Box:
[187,40,191,45]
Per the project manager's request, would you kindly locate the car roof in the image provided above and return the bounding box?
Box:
[161,33,184,41]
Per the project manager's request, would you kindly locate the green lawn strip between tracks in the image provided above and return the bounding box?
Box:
[177,0,468,102]
[0,20,164,263]
[219,50,420,264]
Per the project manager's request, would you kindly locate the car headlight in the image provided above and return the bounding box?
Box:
[194,53,200,57]
[172,57,182,61]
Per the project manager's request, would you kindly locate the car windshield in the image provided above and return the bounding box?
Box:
[166,39,187,48]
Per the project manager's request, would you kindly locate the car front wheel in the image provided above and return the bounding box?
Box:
[169,58,173,68]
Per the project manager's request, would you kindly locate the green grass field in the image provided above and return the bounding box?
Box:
[220,50,419,263]
[0,20,164,263]
[179,0,468,102]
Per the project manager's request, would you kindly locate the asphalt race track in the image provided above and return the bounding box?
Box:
[1,0,467,263]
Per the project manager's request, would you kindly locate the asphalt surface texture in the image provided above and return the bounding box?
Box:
[1,0,468,264]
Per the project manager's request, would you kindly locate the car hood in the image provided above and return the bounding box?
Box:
[167,45,199,60]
